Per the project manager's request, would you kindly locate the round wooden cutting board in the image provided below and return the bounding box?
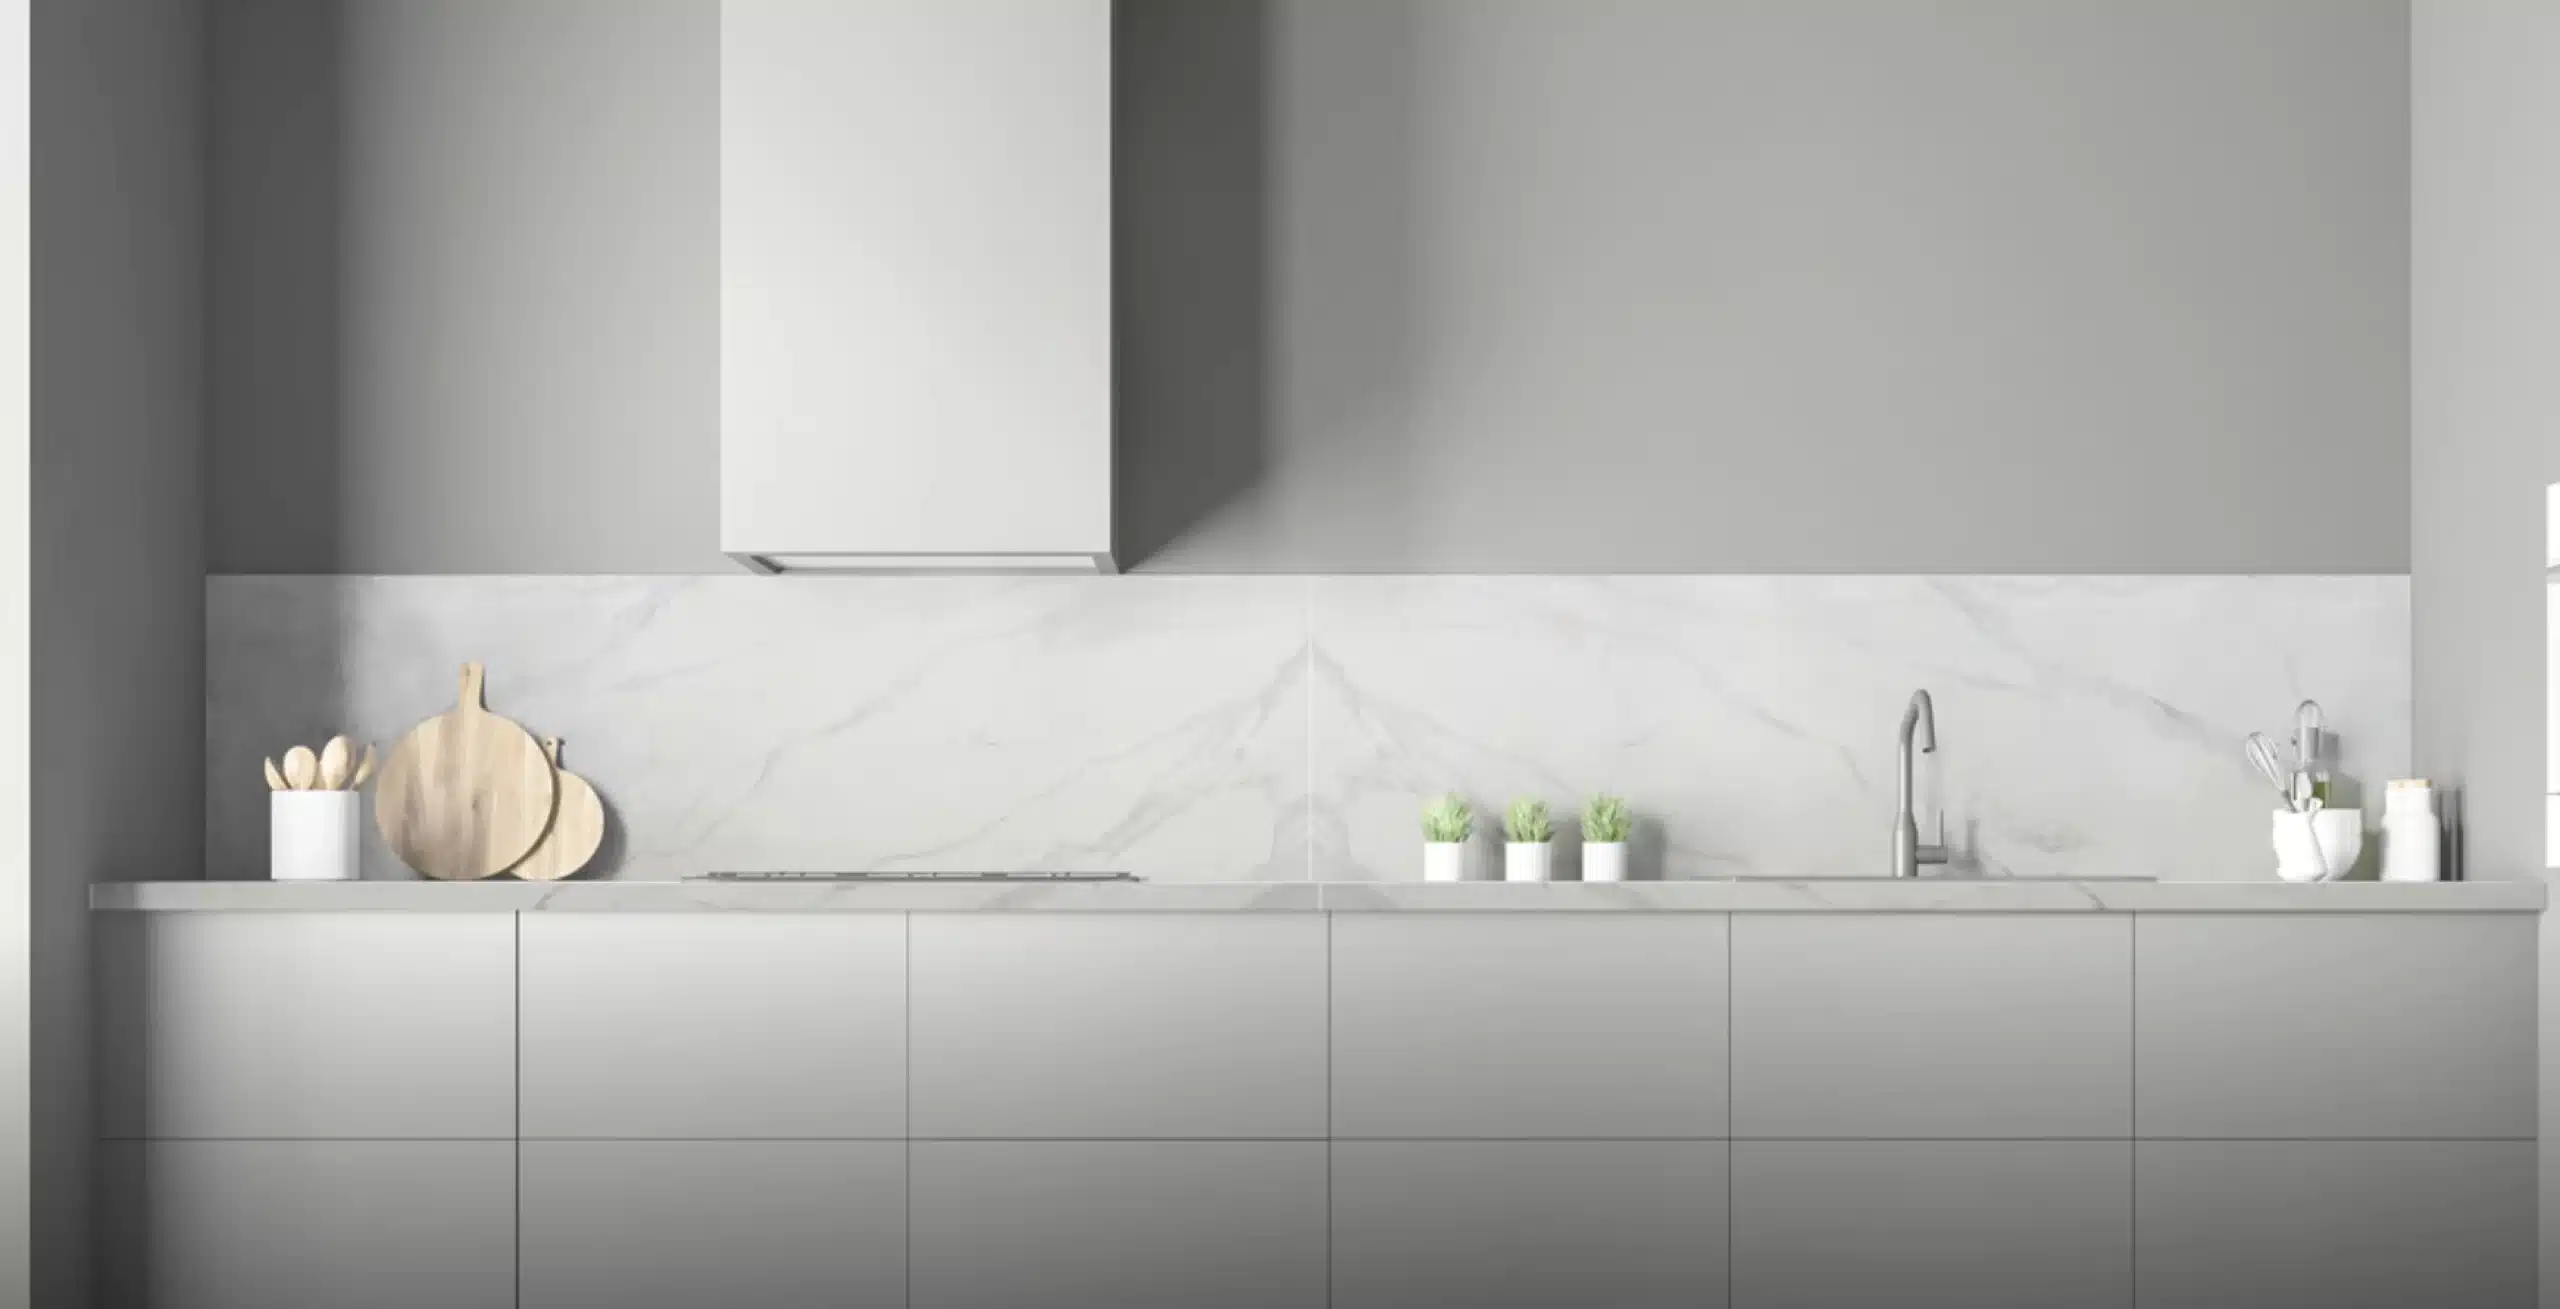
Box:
[506,739,603,882]
[375,663,558,881]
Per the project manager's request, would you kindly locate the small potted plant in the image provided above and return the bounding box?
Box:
[1421,794,1473,882]
[1582,794,1631,882]
[1504,798,1554,883]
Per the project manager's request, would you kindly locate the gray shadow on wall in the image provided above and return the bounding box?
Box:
[1113,0,1272,569]
[207,0,345,571]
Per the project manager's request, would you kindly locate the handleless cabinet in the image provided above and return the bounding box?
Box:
[518,913,906,1139]
[97,912,515,1140]
[2134,914,2536,1138]
[908,913,1327,1138]
[1329,913,1729,1138]
[520,1141,907,1309]
[1730,915,2131,1138]
[102,1140,515,1309]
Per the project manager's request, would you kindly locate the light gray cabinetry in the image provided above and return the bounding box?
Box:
[909,1141,1328,1309]
[909,913,1327,1138]
[2134,1141,2533,1308]
[101,1140,514,1309]
[2134,914,2535,1137]
[518,913,905,1138]
[719,0,1112,569]
[519,1141,906,1309]
[1730,914,2131,1138]
[1329,913,1728,1138]
[97,912,515,1139]
[1330,1141,1730,1309]
[1730,1141,2132,1309]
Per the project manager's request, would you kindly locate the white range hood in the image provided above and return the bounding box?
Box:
[719,0,1114,575]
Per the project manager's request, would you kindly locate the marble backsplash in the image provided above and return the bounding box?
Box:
[206,575,2408,883]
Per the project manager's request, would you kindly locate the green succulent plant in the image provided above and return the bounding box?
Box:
[1420,793,1474,844]
[1503,798,1554,844]
[1583,794,1633,844]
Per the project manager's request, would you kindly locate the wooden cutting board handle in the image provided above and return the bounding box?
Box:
[457,662,488,713]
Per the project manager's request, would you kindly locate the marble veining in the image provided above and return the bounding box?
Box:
[207,575,2406,884]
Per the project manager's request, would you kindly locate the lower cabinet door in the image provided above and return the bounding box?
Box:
[909,1141,1327,1309]
[519,1141,906,1309]
[102,1140,515,1309]
[1731,1141,2132,1309]
[2135,1141,2533,1309]
[1330,1140,1730,1309]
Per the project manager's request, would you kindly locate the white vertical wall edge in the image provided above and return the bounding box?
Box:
[719,0,1113,572]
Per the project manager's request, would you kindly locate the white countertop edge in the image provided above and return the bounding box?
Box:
[88,879,2548,914]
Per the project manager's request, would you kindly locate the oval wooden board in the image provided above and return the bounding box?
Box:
[375,663,558,881]
[507,739,603,882]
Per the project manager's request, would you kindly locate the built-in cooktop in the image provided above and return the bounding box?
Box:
[690,870,1141,882]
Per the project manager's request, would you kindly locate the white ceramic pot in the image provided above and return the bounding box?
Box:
[1505,842,1552,883]
[1583,842,1628,883]
[2272,808,2363,884]
[1422,842,1468,883]
[272,790,361,882]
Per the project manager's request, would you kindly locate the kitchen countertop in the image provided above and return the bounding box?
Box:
[87,878,2547,914]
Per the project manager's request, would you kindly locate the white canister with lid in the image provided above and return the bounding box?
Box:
[2381,780,2442,883]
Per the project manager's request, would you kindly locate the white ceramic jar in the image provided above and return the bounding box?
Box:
[272,790,362,881]
[2380,780,2442,883]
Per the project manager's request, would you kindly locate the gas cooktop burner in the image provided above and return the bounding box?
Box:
[691,870,1141,883]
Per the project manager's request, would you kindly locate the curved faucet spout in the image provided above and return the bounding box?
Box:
[1893,690,1947,878]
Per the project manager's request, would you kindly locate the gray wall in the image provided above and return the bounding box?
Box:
[207,0,2409,575]
[207,0,718,573]
[2408,6,2560,1300]
[31,0,206,1304]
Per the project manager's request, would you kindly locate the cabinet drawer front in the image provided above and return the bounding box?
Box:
[910,1141,1327,1309]
[1331,914,1729,1138]
[1331,1141,1729,1309]
[1731,1141,2131,1309]
[2135,914,2535,1138]
[909,914,1327,1138]
[520,1141,904,1309]
[2136,1141,2533,1309]
[99,913,515,1139]
[101,1140,514,1309]
[1732,914,2131,1138]
[519,914,905,1138]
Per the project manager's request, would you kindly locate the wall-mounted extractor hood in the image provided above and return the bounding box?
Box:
[734,552,1117,576]
[719,0,1114,576]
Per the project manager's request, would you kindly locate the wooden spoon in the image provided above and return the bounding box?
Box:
[318,736,353,791]
[350,743,377,790]
[281,745,318,791]
[263,757,288,792]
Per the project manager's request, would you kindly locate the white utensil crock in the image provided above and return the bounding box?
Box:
[1422,842,1468,883]
[1505,842,1552,883]
[273,790,361,881]
[1583,842,1628,883]
[2272,808,2362,883]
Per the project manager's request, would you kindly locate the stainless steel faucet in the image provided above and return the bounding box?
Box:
[1893,689,1948,878]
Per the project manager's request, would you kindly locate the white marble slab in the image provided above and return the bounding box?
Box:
[208,576,1310,883]
[92,879,2542,915]
[1310,576,2408,881]
[207,575,2405,885]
